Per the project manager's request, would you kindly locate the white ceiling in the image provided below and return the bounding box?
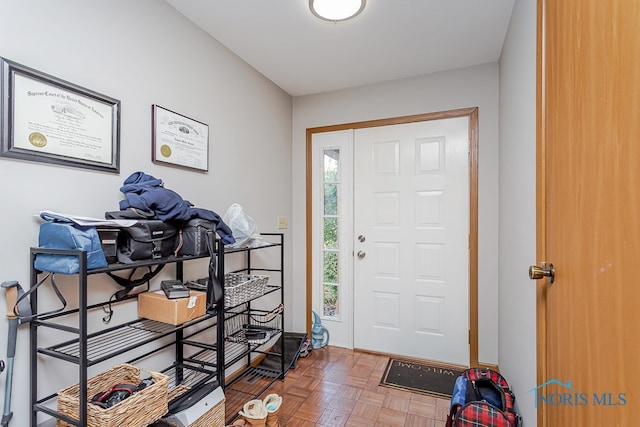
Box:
[165,0,515,97]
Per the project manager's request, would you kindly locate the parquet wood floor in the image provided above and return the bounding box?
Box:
[227,346,451,426]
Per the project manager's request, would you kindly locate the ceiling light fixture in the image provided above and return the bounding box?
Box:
[309,0,366,22]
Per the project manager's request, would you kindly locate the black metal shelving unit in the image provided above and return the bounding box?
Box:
[27,232,285,427]
[27,245,224,427]
[218,233,285,425]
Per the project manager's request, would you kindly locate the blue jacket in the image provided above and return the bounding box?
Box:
[119,171,235,244]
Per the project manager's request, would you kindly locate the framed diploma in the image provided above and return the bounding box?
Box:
[152,104,209,172]
[0,57,120,173]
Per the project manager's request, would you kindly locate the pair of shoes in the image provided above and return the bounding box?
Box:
[299,338,312,358]
[236,394,283,427]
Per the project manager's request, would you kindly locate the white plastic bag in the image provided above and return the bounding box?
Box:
[223,203,264,248]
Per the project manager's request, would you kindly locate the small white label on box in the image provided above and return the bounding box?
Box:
[188,296,197,308]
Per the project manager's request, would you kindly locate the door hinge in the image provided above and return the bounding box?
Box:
[469,329,471,344]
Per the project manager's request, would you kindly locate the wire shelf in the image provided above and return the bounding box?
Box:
[224,304,283,345]
[39,316,216,365]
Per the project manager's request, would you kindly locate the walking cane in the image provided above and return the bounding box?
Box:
[1,281,30,427]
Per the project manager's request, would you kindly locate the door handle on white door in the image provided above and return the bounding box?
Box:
[357,251,366,259]
[357,235,366,242]
[529,262,555,284]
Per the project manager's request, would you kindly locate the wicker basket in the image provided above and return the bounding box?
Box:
[188,397,224,427]
[224,273,269,307]
[56,363,168,427]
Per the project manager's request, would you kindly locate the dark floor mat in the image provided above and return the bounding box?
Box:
[380,357,465,398]
[254,332,307,377]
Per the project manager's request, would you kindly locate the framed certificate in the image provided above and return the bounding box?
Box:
[0,57,120,173]
[152,104,209,172]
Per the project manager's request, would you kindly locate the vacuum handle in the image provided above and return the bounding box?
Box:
[1,281,19,319]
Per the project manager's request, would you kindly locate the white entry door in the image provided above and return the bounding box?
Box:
[353,117,470,365]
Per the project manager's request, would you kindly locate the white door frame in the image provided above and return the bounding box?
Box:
[306,107,480,366]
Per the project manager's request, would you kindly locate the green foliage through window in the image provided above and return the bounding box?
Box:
[323,284,339,317]
[324,217,338,249]
[321,149,341,318]
[323,184,338,215]
[323,251,339,283]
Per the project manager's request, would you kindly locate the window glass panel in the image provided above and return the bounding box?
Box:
[323,251,339,283]
[324,183,338,215]
[323,284,340,317]
[323,149,339,182]
[324,217,338,249]
[320,148,341,319]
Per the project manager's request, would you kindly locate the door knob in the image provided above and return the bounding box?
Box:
[357,235,366,242]
[357,251,366,259]
[529,262,555,284]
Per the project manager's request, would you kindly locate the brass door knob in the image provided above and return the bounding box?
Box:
[529,262,555,284]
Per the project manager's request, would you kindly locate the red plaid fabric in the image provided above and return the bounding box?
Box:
[466,368,510,389]
[446,368,522,427]
[455,401,512,427]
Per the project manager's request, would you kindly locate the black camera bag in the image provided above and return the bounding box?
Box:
[117,220,179,263]
[176,218,218,257]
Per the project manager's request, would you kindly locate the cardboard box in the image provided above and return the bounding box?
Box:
[138,290,206,325]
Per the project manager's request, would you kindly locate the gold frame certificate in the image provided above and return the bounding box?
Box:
[0,57,120,173]
[152,104,209,172]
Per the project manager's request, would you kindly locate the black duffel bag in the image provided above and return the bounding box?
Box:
[117,220,179,263]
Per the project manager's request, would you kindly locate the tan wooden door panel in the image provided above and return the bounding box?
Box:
[537,0,640,425]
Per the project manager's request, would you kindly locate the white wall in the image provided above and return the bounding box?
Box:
[292,63,501,365]
[498,0,537,425]
[0,0,538,423]
[0,0,292,424]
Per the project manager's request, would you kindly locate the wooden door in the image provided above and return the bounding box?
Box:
[537,0,640,425]
[353,118,470,365]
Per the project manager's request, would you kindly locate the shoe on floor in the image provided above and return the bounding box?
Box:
[299,338,312,358]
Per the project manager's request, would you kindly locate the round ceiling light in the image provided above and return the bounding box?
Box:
[309,0,366,22]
